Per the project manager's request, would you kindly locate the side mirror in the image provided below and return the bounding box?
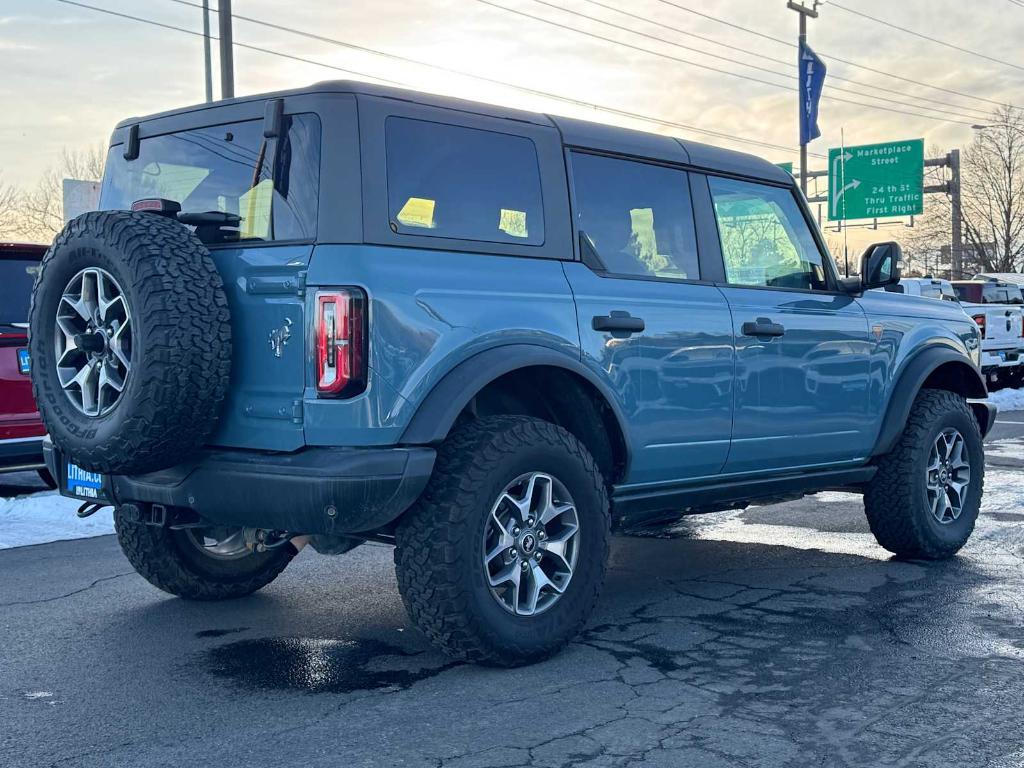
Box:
[859,241,902,290]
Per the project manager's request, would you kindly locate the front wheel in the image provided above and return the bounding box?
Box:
[394,416,610,666]
[864,389,984,559]
[115,509,295,600]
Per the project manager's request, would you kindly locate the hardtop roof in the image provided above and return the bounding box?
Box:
[115,80,792,185]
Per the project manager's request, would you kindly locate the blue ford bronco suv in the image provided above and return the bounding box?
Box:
[31,81,994,665]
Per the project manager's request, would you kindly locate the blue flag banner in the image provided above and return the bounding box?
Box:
[799,41,826,145]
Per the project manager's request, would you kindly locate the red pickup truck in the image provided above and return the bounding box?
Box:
[0,242,53,486]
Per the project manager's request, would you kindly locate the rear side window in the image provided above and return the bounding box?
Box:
[385,117,545,246]
[708,176,827,291]
[919,283,942,299]
[100,114,321,245]
[0,258,39,324]
[570,152,699,280]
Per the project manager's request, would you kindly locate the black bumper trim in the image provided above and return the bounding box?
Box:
[0,436,45,468]
[44,440,435,535]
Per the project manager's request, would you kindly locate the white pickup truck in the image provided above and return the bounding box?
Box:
[951,279,1024,386]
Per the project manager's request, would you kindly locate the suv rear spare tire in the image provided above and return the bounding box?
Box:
[29,210,231,475]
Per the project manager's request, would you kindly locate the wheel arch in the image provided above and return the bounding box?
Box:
[399,345,631,483]
[871,346,990,457]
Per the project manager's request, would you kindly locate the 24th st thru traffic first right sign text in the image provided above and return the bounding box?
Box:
[827,139,924,221]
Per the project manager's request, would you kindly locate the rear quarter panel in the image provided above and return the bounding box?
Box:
[303,245,581,446]
[855,291,980,444]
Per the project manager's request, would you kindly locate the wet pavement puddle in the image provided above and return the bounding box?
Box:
[203,636,459,694]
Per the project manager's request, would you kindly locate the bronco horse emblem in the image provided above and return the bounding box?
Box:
[268,317,293,358]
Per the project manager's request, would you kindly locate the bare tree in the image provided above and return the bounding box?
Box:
[18,145,105,242]
[904,109,1024,277]
[0,176,19,240]
[961,106,1024,272]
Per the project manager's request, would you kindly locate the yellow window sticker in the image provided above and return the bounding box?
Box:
[397,197,436,229]
[628,208,670,272]
[238,178,273,240]
[498,208,528,238]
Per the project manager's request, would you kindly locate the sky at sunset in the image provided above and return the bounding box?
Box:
[2,0,1021,254]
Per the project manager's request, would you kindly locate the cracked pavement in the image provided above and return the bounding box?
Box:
[5,433,1024,767]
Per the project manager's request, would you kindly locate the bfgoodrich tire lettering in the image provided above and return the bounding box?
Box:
[394,416,610,666]
[864,389,984,559]
[28,211,231,475]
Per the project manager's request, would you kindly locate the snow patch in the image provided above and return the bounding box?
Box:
[0,491,114,549]
[987,387,1024,412]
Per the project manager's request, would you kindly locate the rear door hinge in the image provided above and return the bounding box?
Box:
[296,271,307,298]
[291,399,304,424]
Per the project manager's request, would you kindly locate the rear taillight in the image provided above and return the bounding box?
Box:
[315,289,366,398]
[972,314,986,338]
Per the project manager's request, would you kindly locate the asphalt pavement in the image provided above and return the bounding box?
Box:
[4,415,1024,767]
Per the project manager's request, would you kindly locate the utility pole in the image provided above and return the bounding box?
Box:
[788,0,819,196]
[202,0,213,103]
[218,0,234,100]
[949,148,963,279]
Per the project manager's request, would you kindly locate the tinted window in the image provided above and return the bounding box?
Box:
[984,283,1024,304]
[571,152,699,280]
[101,114,321,244]
[0,258,39,324]
[709,176,827,291]
[953,283,982,303]
[386,117,544,246]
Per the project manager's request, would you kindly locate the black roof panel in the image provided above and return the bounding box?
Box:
[116,80,794,183]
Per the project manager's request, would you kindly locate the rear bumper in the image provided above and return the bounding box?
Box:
[44,439,435,535]
[980,349,1022,370]
[0,435,45,472]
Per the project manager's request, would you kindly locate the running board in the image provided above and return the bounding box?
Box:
[611,466,876,528]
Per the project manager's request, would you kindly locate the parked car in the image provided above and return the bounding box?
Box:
[0,243,55,487]
[883,277,958,302]
[973,272,1024,288]
[31,82,993,665]
[951,279,1024,387]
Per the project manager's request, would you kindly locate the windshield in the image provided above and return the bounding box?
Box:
[0,258,40,325]
[100,114,320,245]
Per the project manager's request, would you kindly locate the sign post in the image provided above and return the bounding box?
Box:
[827,139,924,221]
[789,1,824,196]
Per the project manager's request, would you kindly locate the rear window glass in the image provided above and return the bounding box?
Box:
[0,258,40,325]
[385,117,545,246]
[984,283,1023,304]
[100,114,320,245]
[953,283,982,303]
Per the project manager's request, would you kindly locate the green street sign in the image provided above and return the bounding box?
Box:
[775,161,794,175]
[827,139,924,221]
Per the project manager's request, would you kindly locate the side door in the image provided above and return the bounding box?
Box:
[703,174,873,474]
[564,151,735,485]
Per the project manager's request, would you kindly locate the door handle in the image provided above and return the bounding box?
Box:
[593,311,645,334]
[741,317,785,338]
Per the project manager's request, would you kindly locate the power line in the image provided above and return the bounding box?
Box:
[56,0,825,160]
[533,0,990,122]
[830,2,1024,74]
[652,0,1017,111]
[576,0,992,119]
[473,0,979,126]
[52,0,405,87]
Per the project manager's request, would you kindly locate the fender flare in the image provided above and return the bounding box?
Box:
[871,345,988,457]
[399,344,632,455]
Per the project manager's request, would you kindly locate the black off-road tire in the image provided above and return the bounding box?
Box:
[114,508,294,601]
[28,210,231,475]
[864,389,984,559]
[394,416,610,666]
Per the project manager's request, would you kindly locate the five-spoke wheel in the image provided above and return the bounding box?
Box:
[925,427,971,525]
[54,267,132,417]
[483,471,580,616]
